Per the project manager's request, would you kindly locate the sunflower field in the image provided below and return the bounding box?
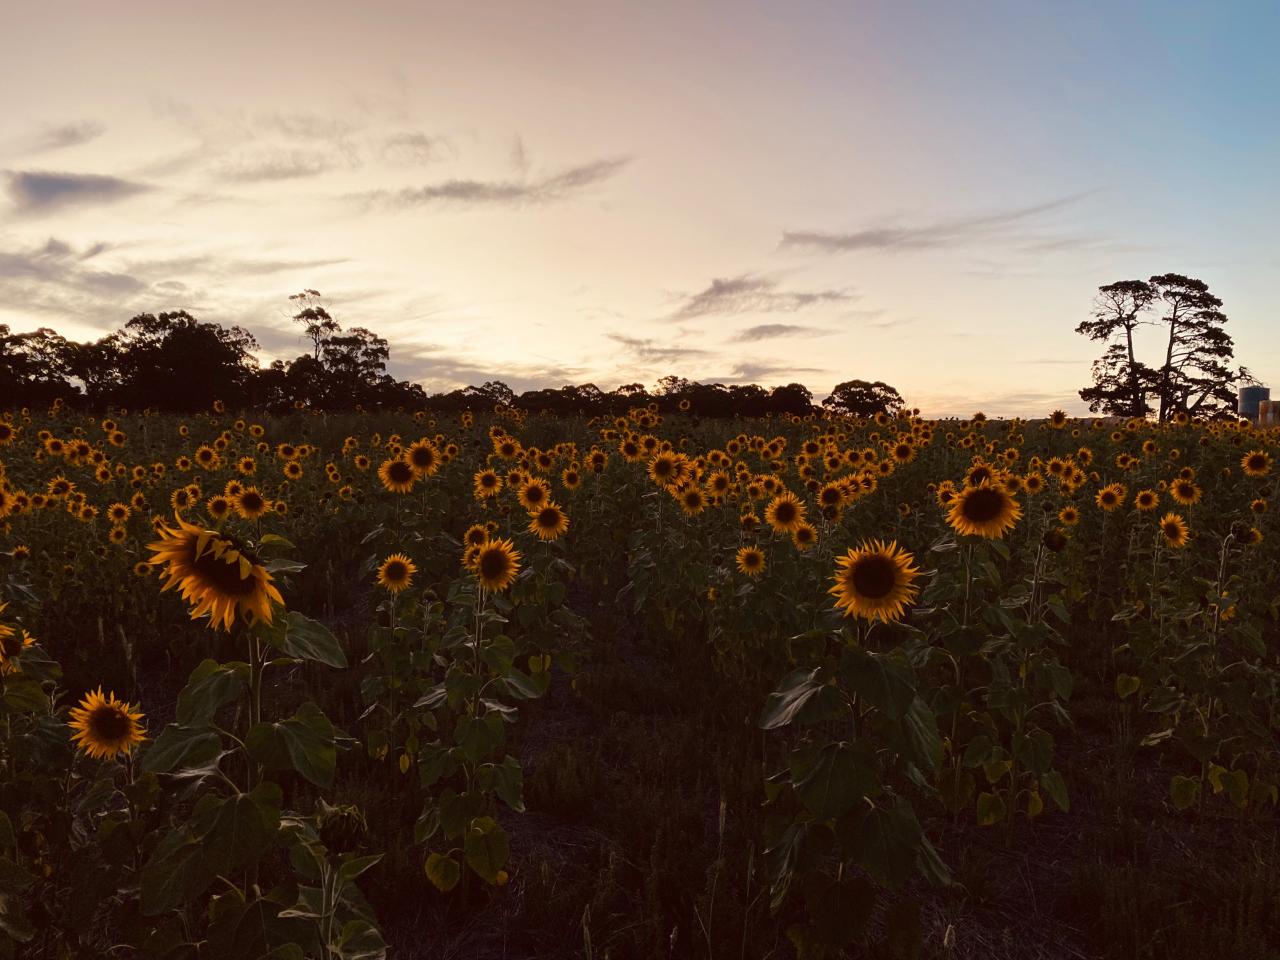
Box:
[0,400,1277,959]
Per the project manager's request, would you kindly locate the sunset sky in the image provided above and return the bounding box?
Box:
[1,0,1276,416]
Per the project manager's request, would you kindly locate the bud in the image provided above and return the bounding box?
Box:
[316,799,368,855]
[1041,528,1068,553]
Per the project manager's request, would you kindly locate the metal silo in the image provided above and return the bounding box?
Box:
[1238,385,1270,419]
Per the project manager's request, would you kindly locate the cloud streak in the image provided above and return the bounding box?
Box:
[353,156,632,209]
[780,194,1092,254]
[732,323,831,342]
[606,332,710,365]
[669,274,854,320]
[5,170,151,213]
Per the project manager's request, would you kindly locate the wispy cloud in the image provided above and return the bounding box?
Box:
[5,170,151,213]
[352,156,632,209]
[712,361,825,384]
[19,122,107,154]
[669,274,854,320]
[780,194,1092,254]
[379,132,450,165]
[606,332,709,365]
[212,148,345,183]
[732,323,831,342]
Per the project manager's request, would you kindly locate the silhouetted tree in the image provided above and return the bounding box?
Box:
[1077,280,1156,417]
[0,325,80,406]
[822,380,904,417]
[1077,274,1245,421]
[289,289,339,361]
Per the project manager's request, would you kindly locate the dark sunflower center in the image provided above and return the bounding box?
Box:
[654,460,672,477]
[1163,522,1180,537]
[0,632,22,658]
[480,474,497,487]
[412,448,435,468]
[537,508,560,528]
[388,461,414,483]
[192,548,259,597]
[743,551,761,568]
[1248,455,1265,470]
[479,548,510,580]
[851,554,897,599]
[961,488,1005,523]
[89,705,131,742]
[774,501,797,524]
[525,486,545,504]
[241,492,264,512]
[385,561,408,581]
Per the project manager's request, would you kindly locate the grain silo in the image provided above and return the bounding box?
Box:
[1238,385,1270,420]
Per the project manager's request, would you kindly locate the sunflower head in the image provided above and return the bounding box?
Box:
[377,553,417,593]
[473,538,521,592]
[764,490,806,534]
[378,458,417,494]
[1159,511,1190,549]
[147,517,284,630]
[529,503,570,541]
[68,688,146,760]
[829,539,920,623]
[948,482,1022,539]
[735,546,766,577]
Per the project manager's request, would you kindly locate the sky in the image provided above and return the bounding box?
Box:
[0,0,1276,416]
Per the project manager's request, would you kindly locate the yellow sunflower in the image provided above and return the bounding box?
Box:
[0,608,35,675]
[473,538,522,591]
[378,457,417,494]
[764,490,806,535]
[947,482,1022,539]
[147,517,284,630]
[1241,450,1271,477]
[233,486,270,521]
[1095,483,1126,512]
[473,469,502,500]
[1159,512,1190,549]
[1168,478,1201,506]
[517,478,551,512]
[528,503,570,541]
[68,688,146,760]
[1134,489,1159,512]
[406,439,441,478]
[829,539,920,623]
[735,546,766,577]
[791,521,818,552]
[377,553,417,593]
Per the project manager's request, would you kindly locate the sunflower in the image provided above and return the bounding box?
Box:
[147,517,284,630]
[561,468,582,490]
[0,611,35,675]
[678,487,706,516]
[517,478,551,512]
[1159,512,1190,549]
[648,452,679,488]
[764,490,806,534]
[68,688,146,760]
[283,460,304,480]
[1048,410,1068,429]
[735,546,766,577]
[406,439,441,478]
[473,538,521,591]
[1095,483,1126,512]
[1168,478,1201,506]
[234,487,270,521]
[107,502,131,524]
[1241,450,1272,477]
[829,539,920,623]
[1133,489,1159,512]
[529,503,570,541]
[463,523,490,547]
[378,458,417,494]
[377,553,417,593]
[947,482,1022,539]
[473,469,502,499]
[791,522,818,552]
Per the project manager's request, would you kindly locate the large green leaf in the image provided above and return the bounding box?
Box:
[192,783,282,876]
[791,742,876,821]
[424,853,461,892]
[840,648,916,720]
[247,702,337,787]
[142,724,222,774]
[141,829,211,915]
[261,612,348,669]
[176,659,247,725]
[464,816,509,882]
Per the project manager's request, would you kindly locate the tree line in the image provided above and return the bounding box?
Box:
[0,290,906,418]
